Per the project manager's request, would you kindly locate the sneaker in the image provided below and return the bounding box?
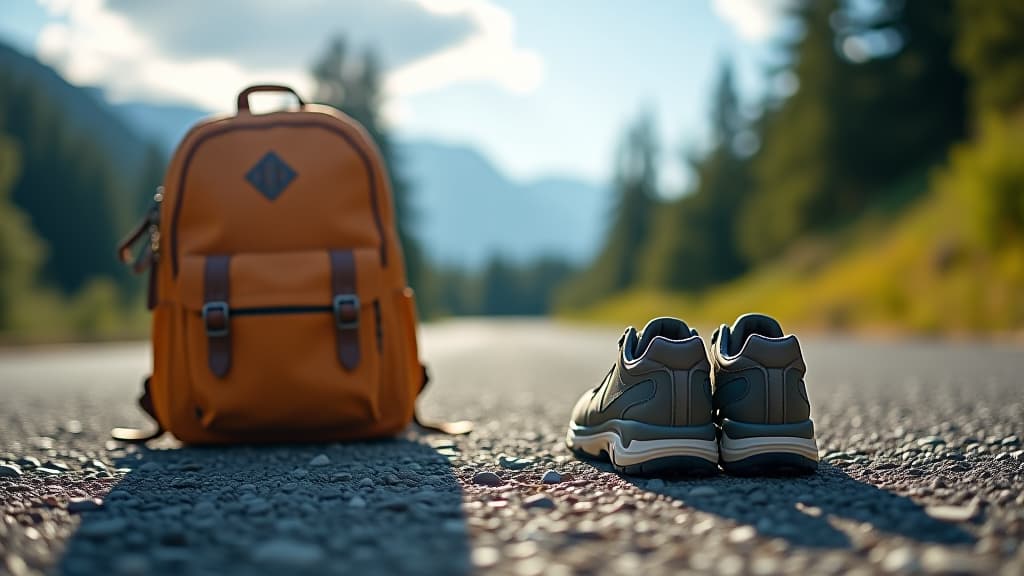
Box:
[709,313,819,474]
[566,317,719,475]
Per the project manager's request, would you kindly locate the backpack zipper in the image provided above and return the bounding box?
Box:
[169,119,388,277]
[231,305,332,316]
[211,303,384,352]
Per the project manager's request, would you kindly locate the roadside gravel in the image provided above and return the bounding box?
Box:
[1,320,1022,575]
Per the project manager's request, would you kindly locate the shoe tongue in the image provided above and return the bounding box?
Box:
[636,317,692,358]
[729,313,784,356]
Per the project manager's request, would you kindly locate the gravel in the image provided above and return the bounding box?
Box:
[472,472,504,486]
[540,470,563,484]
[0,463,22,477]
[1,321,1022,575]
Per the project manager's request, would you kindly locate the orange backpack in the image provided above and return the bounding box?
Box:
[115,85,465,443]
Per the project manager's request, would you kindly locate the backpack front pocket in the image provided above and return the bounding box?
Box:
[177,249,382,433]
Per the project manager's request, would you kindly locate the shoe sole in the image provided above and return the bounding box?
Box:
[566,420,719,475]
[718,418,819,475]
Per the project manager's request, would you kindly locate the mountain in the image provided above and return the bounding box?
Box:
[0,43,155,193]
[397,140,609,268]
[114,101,208,154]
[0,41,164,294]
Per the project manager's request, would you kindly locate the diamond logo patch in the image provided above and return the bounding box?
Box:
[246,151,296,201]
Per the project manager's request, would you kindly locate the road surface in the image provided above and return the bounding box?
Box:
[1,319,1022,575]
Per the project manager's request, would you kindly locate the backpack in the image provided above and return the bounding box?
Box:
[114,85,468,443]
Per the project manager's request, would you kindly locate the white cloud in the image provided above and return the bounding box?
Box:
[712,0,792,42]
[32,0,542,117]
[388,0,543,95]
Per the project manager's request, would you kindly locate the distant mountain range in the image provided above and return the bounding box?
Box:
[396,140,608,268]
[0,42,153,193]
[0,41,608,269]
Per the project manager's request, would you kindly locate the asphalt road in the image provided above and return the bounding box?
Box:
[1,319,1023,575]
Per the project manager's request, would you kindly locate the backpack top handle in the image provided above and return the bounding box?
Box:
[237,84,305,113]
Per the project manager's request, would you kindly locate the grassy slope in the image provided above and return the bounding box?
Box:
[566,120,1024,336]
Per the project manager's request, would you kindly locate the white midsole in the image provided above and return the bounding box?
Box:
[719,431,819,463]
[566,426,719,466]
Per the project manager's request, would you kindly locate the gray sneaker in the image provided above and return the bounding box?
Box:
[710,313,819,474]
[566,318,719,475]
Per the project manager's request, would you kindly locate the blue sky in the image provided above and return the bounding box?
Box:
[0,0,790,190]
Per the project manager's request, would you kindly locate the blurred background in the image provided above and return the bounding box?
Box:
[0,0,1021,343]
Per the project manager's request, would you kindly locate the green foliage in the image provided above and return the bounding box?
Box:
[569,0,1024,334]
[740,0,966,263]
[0,134,44,330]
[641,64,753,290]
[938,114,1024,250]
[427,257,574,317]
[558,112,659,309]
[955,0,1024,115]
[0,69,135,295]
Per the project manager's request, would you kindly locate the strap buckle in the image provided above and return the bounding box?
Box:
[333,294,360,330]
[202,301,230,337]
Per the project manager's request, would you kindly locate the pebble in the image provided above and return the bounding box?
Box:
[925,504,977,522]
[348,496,367,508]
[67,498,104,513]
[881,546,918,572]
[728,525,756,544]
[541,470,563,484]
[523,494,556,509]
[245,498,272,515]
[473,471,504,486]
[78,518,128,538]
[472,546,500,568]
[498,455,534,470]
[332,472,352,481]
[688,486,718,498]
[45,460,70,471]
[290,467,308,478]
[1001,435,1020,446]
[358,477,374,489]
[917,436,946,447]
[112,554,149,576]
[17,456,40,468]
[251,539,325,567]
[0,463,22,477]
[309,454,330,467]
[35,467,64,476]
[920,546,987,574]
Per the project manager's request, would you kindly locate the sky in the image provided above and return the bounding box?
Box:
[0,0,793,190]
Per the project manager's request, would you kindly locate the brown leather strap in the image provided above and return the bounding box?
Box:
[330,250,360,371]
[203,255,231,377]
[111,376,165,442]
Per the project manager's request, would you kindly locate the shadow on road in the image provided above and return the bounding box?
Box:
[589,461,975,549]
[60,437,469,576]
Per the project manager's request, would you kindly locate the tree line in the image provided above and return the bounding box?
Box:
[558,0,1023,324]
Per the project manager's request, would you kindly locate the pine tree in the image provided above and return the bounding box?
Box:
[0,134,45,330]
[558,113,659,308]
[642,62,752,290]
